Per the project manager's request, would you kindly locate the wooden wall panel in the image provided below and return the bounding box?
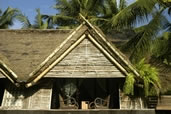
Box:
[28,88,52,109]
[28,82,52,109]
[45,38,125,78]
[1,80,52,110]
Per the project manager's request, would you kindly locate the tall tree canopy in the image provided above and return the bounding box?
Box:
[120,0,171,63]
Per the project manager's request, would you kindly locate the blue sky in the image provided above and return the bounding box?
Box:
[0,0,57,29]
[0,0,170,29]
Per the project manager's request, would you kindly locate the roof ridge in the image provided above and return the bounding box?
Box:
[0,14,140,88]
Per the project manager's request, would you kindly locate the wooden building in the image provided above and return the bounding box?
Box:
[0,15,170,114]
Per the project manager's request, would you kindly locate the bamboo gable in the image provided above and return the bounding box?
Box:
[45,38,125,78]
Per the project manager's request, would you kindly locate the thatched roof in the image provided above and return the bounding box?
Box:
[0,29,71,82]
[0,16,139,87]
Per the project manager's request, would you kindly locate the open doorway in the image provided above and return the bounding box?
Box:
[78,78,124,109]
[51,78,124,109]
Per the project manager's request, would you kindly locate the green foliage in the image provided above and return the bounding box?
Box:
[52,0,104,28]
[123,59,161,97]
[136,59,161,96]
[33,8,48,29]
[123,73,135,95]
[122,11,168,63]
[53,0,153,32]
[17,8,52,29]
[0,7,20,29]
[16,14,32,29]
[152,32,171,65]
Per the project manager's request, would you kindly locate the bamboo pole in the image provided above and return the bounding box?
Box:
[26,34,86,87]
[0,60,18,79]
[0,69,15,84]
[0,69,19,87]
[29,23,85,77]
[88,34,128,76]
[79,13,140,77]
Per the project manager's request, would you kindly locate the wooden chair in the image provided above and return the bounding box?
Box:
[89,95,110,109]
[59,94,79,109]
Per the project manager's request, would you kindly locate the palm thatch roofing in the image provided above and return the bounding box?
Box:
[0,15,140,87]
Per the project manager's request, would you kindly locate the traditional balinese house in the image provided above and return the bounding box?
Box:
[0,15,168,114]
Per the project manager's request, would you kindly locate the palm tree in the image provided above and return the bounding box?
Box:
[152,32,171,65]
[119,0,171,63]
[0,7,20,29]
[52,0,149,32]
[51,0,104,29]
[46,0,170,63]
[17,8,52,29]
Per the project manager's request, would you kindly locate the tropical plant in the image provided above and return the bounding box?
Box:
[17,8,52,29]
[152,32,171,65]
[120,0,171,63]
[51,0,104,29]
[91,0,128,32]
[123,59,161,97]
[122,12,169,63]
[52,0,169,61]
[0,7,20,29]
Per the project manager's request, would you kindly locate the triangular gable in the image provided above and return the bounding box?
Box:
[25,15,139,87]
[79,14,139,77]
[44,38,125,78]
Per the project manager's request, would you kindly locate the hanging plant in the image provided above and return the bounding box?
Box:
[123,58,161,97]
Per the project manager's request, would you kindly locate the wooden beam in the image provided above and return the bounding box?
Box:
[0,60,18,79]
[26,34,86,88]
[0,69,15,84]
[0,69,20,87]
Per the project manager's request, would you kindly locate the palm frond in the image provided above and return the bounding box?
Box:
[40,20,48,29]
[123,12,166,63]
[110,1,150,29]
[152,32,171,65]
[52,14,76,26]
[119,0,127,10]
[107,0,118,15]
[34,8,42,28]
[152,35,169,58]
[138,0,157,11]
[0,7,20,29]
[123,73,135,95]
[135,58,161,96]
[16,14,32,29]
